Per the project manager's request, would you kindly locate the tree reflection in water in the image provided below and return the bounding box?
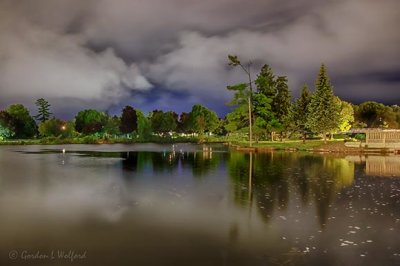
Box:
[121,148,221,178]
[111,148,355,228]
[228,151,354,228]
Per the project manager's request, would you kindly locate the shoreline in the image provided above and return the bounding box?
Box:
[228,141,400,155]
[1,139,399,155]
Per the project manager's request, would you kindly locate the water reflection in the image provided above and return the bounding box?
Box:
[14,148,358,228]
[21,147,359,228]
[120,148,221,177]
[228,152,355,227]
[0,145,398,266]
[346,155,400,177]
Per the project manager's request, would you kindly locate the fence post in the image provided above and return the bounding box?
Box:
[383,132,386,146]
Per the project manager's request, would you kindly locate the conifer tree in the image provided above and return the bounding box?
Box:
[273,76,291,125]
[291,85,311,143]
[34,98,52,122]
[306,64,340,143]
[120,106,138,134]
[255,64,276,99]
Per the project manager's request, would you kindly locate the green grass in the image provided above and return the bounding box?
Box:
[0,139,42,145]
[231,140,343,151]
[0,135,201,145]
[0,135,345,151]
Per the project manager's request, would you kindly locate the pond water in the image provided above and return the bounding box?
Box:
[0,143,399,266]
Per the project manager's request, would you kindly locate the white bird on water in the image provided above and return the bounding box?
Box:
[62,148,66,154]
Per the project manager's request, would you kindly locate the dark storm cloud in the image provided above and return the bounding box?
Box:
[0,0,399,118]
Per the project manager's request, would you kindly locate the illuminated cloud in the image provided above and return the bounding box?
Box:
[0,0,398,117]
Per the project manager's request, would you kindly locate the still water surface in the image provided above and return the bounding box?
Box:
[0,143,399,265]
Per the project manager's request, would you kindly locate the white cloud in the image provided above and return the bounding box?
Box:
[146,0,400,102]
[0,13,152,106]
[0,0,399,115]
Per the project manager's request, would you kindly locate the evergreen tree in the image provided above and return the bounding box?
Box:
[254,65,288,140]
[306,64,340,143]
[255,64,276,99]
[225,83,250,135]
[252,92,280,140]
[120,106,138,134]
[273,76,291,126]
[291,85,311,143]
[34,98,52,122]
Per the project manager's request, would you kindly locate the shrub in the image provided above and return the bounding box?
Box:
[354,133,366,141]
[39,119,76,138]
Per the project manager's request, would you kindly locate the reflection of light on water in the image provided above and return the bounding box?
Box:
[365,156,400,177]
[1,145,399,265]
[202,145,213,159]
[332,158,355,189]
[59,148,66,165]
[346,155,400,177]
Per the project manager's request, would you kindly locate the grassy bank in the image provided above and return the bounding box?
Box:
[0,136,361,154]
[0,135,201,145]
[228,139,364,153]
[232,140,328,150]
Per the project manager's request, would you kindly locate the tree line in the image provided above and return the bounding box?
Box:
[225,55,400,144]
[0,100,220,141]
[0,58,399,142]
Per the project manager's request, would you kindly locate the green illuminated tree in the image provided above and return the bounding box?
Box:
[306,64,340,143]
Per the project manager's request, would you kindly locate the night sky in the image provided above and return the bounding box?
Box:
[0,0,399,119]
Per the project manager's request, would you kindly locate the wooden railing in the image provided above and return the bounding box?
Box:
[366,131,400,144]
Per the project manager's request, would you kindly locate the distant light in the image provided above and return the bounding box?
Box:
[61,125,66,130]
